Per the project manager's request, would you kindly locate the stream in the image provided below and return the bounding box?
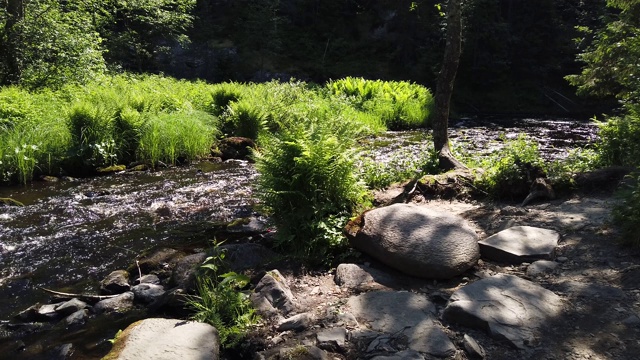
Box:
[0,117,599,357]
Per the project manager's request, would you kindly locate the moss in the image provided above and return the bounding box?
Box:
[0,197,24,207]
[97,165,127,174]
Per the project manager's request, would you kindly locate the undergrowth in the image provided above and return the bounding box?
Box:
[187,245,259,349]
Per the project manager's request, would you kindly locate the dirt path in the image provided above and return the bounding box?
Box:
[265,194,640,359]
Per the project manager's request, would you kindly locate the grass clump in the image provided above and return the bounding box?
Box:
[327,77,434,130]
[187,247,260,349]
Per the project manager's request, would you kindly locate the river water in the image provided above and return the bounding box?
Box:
[0,117,599,354]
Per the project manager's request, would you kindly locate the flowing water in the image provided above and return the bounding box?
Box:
[0,117,599,358]
[0,160,258,321]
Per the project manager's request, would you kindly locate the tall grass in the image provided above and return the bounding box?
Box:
[327,77,434,130]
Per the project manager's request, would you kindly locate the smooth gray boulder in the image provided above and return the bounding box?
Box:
[347,291,456,357]
[345,204,480,279]
[103,318,219,360]
[443,274,563,349]
[478,226,560,264]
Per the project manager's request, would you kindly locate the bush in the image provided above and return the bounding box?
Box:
[211,82,244,116]
[595,109,640,167]
[470,134,545,199]
[613,173,640,246]
[255,124,370,262]
[187,248,259,348]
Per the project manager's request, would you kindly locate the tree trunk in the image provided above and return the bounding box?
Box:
[432,0,466,171]
[1,0,24,84]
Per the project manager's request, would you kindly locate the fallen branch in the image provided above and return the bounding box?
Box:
[39,287,119,302]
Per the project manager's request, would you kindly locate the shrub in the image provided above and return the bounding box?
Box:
[223,99,267,140]
[613,172,640,246]
[187,247,259,348]
[211,82,244,116]
[595,109,640,167]
[470,134,545,199]
[255,124,370,262]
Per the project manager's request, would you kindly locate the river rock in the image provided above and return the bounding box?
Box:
[317,327,347,346]
[463,334,485,359]
[55,298,88,316]
[344,204,480,279]
[170,252,207,290]
[478,226,560,264]
[101,270,131,295]
[132,283,165,303]
[334,263,397,291]
[137,248,184,275]
[94,292,135,315]
[277,312,315,331]
[347,291,456,357]
[370,350,426,360]
[216,243,278,271]
[65,309,89,328]
[37,303,60,321]
[215,136,256,161]
[251,270,296,316]
[103,318,219,360]
[136,274,161,285]
[526,260,558,277]
[443,274,563,349]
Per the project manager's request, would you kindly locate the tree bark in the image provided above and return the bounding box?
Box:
[1,0,25,84]
[432,0,466,171]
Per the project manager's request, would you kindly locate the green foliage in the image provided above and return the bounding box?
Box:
[1,0,106,88]
[613,172,640,246]
[187,246,259,348]
[138,110,216,167]
[0,86,68,183]
[223,99,267,140]
[356,141,439,189]
[566,0,640,102]
[255,123,370,262]
[546,147,601,191]
[468,134,545,199]
[211,83,244,116]
[327,77,434,130]
[593,110,640,167]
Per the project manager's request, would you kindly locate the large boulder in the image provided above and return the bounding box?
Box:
[443,274,564,349]
[103,318,219,360]
[250,270,296,316]
[345,204,480,279]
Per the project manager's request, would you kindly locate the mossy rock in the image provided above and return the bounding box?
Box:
[97,165,127,174]
[0,197,24,207]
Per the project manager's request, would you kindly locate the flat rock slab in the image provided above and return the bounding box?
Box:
[443,274,564,349]
[104,318,219,360]
[347,291,455,357]
[345,204,480,279]
[478,226,560,264]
